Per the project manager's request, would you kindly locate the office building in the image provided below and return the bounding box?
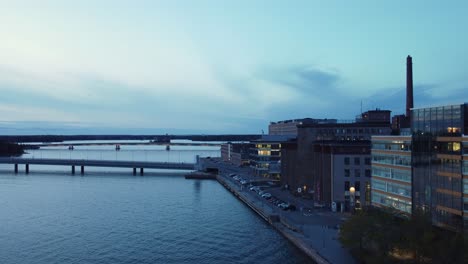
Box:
[371,135,412,214]
[250,135,295,179]
[281,109,392,208]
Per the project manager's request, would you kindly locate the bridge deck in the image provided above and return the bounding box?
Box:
[0,158,195,170]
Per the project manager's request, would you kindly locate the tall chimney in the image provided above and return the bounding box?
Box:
[406,55,413,119]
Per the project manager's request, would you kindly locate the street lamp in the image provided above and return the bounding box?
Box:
[349,186,356,213]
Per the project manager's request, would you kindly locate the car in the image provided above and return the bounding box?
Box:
[249,186,258,191]
[229,173,237,177]
[261,193,272,199]
[273,200,281,206]
[313,202,326,209]
[278,203,290,209]
[240,180,247,185]
[287,204,296,211]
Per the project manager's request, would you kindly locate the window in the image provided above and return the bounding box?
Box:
[365,169,371,177]
[355,181,360,192]
[345,169,350,177]
[344,157,350,165]
[345,181,350,191]
[365,158,371,165]
[355,169,361,177]
[354,157,360,165]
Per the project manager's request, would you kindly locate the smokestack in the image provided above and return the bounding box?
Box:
[406,55,413,119]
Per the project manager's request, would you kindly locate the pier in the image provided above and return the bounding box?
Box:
[0,157,194,174]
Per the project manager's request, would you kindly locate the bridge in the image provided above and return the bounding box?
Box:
[0,157,195,175]
[25,142,221,148]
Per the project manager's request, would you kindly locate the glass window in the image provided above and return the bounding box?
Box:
[344,157,350,165]
[345,181,350,191]
[355,169,361,177]
[365,169,371,177]
[365,158,371,165]
[371,178,386,191]
[355,181,361,192]
[354,157,360,165]
[344,169,350,177]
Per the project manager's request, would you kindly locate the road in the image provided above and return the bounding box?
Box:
[203,158,356,264]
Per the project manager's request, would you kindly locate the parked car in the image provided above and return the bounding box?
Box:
[240,180,247,185]
[261,193,272,199]
[229,173,237,177]
[278,203,290,209]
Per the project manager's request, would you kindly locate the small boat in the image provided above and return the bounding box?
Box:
[68,145,74,150]
[116,144,121,151]
[166,145,170,151]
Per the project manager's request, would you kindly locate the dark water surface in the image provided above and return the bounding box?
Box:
[0,172,311,263]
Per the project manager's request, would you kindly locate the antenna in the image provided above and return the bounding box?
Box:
[360,100,363,115]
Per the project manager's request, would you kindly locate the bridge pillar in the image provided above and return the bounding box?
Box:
[140,168,144,175]
[81,166,84,175]
[133,168,137,175]
[14,164,18,174]
[72,166,75,174]
[25,164,29,174]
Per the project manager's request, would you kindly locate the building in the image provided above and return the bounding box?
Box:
[250,135,295,179]
[411,103,468,231]
[371,135,412,214]
[281,109,392,208]
[221,143,250,166]
[370,103,468,231]
[268,118,337,136]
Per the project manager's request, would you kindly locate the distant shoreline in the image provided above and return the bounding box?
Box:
[0,134,261,143]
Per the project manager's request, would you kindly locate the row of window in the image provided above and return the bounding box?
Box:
[317,127,387,135]
[344,180,366,192]
[344,157,371,165]
[372,154,411,167]
[372,178,411,198]
[464,161,468,175]
[254,144,281,149]
[372,142,411,151]
[412,105,463,136]
[371,191,411,213]
[435,191,462,211]
[344,168,371,177]
[372,166,411,182]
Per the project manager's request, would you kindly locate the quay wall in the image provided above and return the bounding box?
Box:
[216,175,329,264]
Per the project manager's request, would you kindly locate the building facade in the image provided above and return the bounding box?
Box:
[221,143,250,166]
[250,136,294,179]
[370,103,468,231]
[371,136,412,214]
[268,118,337,136]
[281,109,392,209]
[411,103,468,231]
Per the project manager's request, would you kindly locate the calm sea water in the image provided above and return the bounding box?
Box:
[0,145,310,264]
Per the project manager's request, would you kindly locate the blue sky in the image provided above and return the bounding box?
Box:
[0,1,467,134]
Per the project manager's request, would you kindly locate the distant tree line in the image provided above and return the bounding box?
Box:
[339,208,467,263]
[0,141,24,156]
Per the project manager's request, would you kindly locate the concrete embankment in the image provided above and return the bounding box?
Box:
[217,175,329,264]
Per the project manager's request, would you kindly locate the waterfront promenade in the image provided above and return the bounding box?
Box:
[201,158,355,264]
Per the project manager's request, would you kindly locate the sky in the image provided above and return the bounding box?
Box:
[0,1,467,134]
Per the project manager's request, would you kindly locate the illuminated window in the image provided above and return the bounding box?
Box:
[258,150,271,156]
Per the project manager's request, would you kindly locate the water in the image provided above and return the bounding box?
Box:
[0,145,311,264]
